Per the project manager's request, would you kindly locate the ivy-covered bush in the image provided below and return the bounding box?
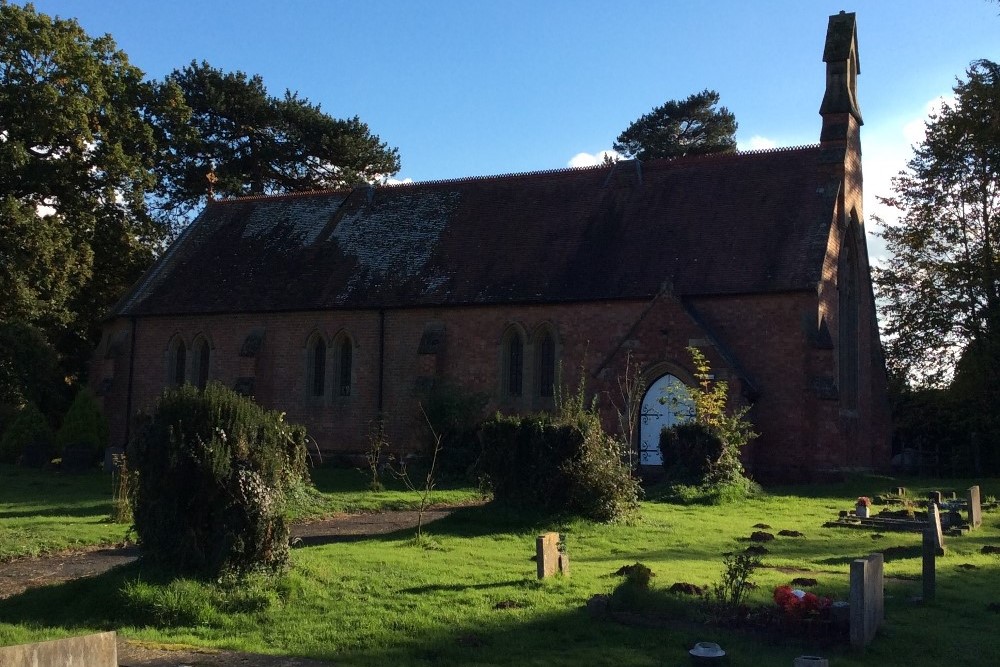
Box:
[130,382,309,578]
[0,401,53,464]
[56,389,109,459]
[480,407,640,522]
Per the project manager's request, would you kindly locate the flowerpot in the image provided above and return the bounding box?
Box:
[855,504,870,518]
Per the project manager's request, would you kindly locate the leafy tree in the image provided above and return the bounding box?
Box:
[0,2,190,386]
[613,89,737,160]
[154,61,401,222]
[874,60,1000,385]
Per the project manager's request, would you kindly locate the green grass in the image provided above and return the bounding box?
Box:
[1,469,999,665]
[0,465,129,561]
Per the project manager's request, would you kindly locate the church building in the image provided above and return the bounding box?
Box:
[93,12,890,481]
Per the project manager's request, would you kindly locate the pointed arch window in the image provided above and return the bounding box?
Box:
[536,330,556,398]
[168,337,186,387]
[308,335,327,398]
[336,335,353,397]
[502,330,524,398]
[192,337,211,390]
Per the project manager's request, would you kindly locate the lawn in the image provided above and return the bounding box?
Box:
[1,466,999,666]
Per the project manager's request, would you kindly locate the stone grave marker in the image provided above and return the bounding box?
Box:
[928,503,946,556]
[967,485,982,529]
[0,631,117,667]
[849,553,884,649]
[928,490,942,506]
[536,532,560,579]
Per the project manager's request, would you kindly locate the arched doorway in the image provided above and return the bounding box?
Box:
[639,374,694,465]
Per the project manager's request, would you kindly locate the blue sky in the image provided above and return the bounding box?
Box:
[25,1,1000,258]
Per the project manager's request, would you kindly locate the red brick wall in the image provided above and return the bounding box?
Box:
[93,285,890,481]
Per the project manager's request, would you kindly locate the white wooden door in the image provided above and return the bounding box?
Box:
[639,374,694,465]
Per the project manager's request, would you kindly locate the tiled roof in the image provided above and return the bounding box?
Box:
[115,146,836,316]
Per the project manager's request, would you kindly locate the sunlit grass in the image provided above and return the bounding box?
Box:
[1,468,999,665]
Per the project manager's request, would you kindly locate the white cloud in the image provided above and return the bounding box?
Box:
[901,94,955,146]
[383,176,414,186]
[567,149,622,168]
[862,94,955,264]
[740,135,777,151]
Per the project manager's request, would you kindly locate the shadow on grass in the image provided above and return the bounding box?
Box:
[398,580,524,595]
[0,503,114,520]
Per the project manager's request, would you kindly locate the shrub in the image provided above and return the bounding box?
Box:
[130,382,309,578]
[0,402,53,464]
[56,389,109,458]
[659,421,724,483]
[480,385,640,522]
[418,380,488,481]
[659,347,757,497]
[0,321,65,427]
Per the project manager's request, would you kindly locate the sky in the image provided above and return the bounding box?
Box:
[23,0,1000,260]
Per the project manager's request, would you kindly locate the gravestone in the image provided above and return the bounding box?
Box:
[922,528,936,602]
[849,553,884,649]
[927,503,946,555]
[928,490,942,506]
[536,532,560,579]
[967,485,982,529]
[892,487,906,497]
[794,658,829,667]
[0,631,117,666]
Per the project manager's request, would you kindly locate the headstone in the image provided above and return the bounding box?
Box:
[967,485,983,529]
[61,443,94,473]
[849,553,884,649]
[928,490,942,506]
[558,552,570,576]
[927,503,946,556]
[892,487,906,497]
[794,658,829,667]
[536,532,560,579]
[103,446,124,473]
[0,631,117,667]
[20,441,53,468]
[922,529,936,602]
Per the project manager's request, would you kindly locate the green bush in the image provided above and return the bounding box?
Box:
[480,409,640,522]
[56,389,109,458]
[0,402,53,464]
[658,347,757,498]
[659,421,724,484]
[130,382,309,578]
[419,381,488,481]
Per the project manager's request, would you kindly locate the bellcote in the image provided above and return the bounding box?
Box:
[820,11,863,125]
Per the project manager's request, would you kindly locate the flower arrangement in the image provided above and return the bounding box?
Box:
[773,585,832,620]
[856,496,872,507]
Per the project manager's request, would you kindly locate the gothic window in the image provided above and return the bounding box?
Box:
[167,336,186,387]
[536,330,556,398]
[307,334,327,398]
[335,335,353,397]
[192,336,211,390]
[502,328,524,398]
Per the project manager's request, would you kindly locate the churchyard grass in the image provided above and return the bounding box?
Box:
[0,464,481,560]
[0,464,128,561]
[1,472,999,665]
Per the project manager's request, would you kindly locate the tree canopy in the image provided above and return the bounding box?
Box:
[873,59,1000,386]
[613,89,738,161]
[0,1,189,386]
[154,61,401,222]
[0,4,402,424]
